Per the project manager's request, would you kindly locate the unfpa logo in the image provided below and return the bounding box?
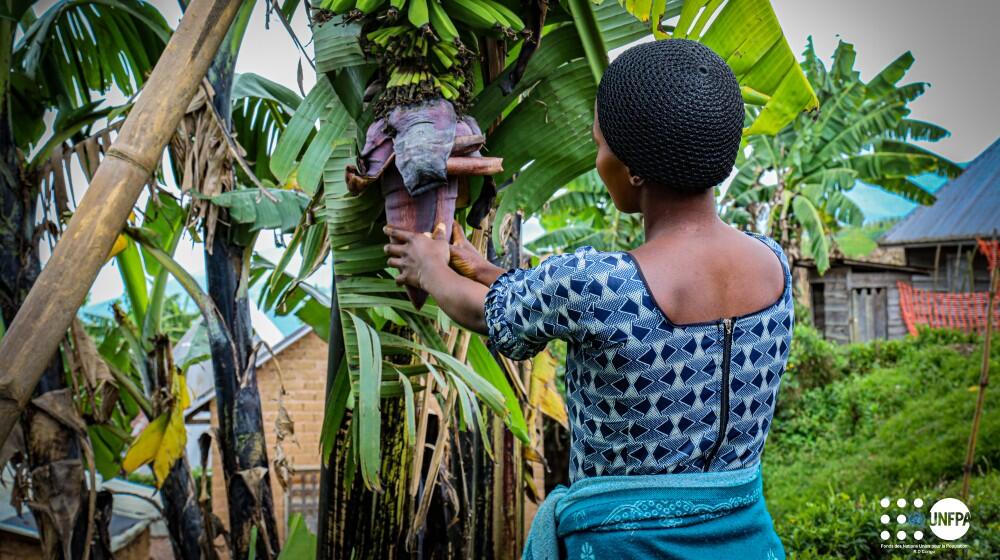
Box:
[878,497,926,541]
[928,498,970,541]
[878,496,971,542]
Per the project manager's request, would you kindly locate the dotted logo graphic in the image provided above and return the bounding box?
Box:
[929,498,971,541]
[878,497,925,541]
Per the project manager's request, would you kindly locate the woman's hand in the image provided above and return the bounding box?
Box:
[384,222,493,334]
[448,222,506,286]
[384,223,452,290]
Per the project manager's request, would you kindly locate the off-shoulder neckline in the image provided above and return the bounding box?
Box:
[612,231,790,329]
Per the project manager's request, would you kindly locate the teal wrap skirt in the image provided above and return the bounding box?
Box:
[523,460,785,560]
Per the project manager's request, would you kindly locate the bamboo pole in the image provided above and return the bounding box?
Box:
[0,0,243,445]
[961,234,998,501]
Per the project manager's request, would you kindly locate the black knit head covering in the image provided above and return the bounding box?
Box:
[596,39,744,192]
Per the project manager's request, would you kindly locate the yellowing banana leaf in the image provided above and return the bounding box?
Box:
[173,371,191,410]
[530,350,568,430]
[121,374,190,487]
[154,402,188,485]
[122,413,168,475]
[615,0,819,135]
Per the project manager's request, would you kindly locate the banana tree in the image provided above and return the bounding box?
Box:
[26,54,305,560]
[0,1,168,556]
[104,191,216,559]
[721,39,961,274]
[190,1,288,555]
[32,116,228,560]
[266,0,818,556]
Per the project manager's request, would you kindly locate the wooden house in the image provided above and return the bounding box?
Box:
[879,137,1000,293]
[805,137,1000,343]
[800,250,929,343]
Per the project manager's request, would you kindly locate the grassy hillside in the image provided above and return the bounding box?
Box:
[764,322,1000,558]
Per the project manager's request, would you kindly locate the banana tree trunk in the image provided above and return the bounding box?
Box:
[0,87,96,557]
[147,338,211,560]
[161,459,211,559]
[204,232,280,558]
[321,403,409,558]
[317,270,411,558]
[202,20,280,555]
[316,275,344,559]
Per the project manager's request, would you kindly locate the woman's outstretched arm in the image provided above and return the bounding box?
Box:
[383,223,498,335]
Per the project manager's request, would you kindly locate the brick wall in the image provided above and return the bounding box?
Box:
[210,330,328,544]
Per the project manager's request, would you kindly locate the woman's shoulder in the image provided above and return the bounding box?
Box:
[538,245,620,271]
[738,230,793,309]
[741,231,790,271]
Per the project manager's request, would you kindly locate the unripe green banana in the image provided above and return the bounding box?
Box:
[430,44,455,69]
[441,0,498,31]
[428,0,459,43]
[407,0,429,28]
[355,0,387,15]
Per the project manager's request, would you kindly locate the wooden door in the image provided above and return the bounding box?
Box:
[850,286,888,342]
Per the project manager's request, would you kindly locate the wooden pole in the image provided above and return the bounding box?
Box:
[0,0,243,445]
[961,233,998,501]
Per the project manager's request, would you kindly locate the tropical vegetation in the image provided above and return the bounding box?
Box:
[723,38,960,273]
[0,1,168,557]
[0,0,990,559]
[765,320,1000,558]
[260,0,819,555]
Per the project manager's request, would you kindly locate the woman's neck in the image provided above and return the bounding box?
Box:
[639,186,722,242]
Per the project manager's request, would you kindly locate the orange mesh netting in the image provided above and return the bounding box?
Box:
[978,238,999,272]
[898,239,1000,336]
[897,282,999,336]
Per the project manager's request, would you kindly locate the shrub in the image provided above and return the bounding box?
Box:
[773,489,885,559]
[767,326,1000,558]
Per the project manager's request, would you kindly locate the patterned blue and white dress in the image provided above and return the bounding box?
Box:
[484,231,793,483]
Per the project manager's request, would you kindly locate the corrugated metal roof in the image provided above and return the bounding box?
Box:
[881,137,1000,246]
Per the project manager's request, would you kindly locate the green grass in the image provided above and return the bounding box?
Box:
[764,324,1000,558]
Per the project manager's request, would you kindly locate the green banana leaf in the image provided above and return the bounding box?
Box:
[792,193,829,273]
[203,188,310,233]
[313,19,367,74]
[613,0,819,135]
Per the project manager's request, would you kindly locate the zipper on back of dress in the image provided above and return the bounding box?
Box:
[703,317,733,472]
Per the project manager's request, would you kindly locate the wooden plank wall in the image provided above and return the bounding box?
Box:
[806,243,994,344]
[810,268,850,344]
[906,246,992,292]
[810,266,928,343]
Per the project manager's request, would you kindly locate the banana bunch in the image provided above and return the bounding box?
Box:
[365,26,465,67]
[317,0,525,39]
[316,0,526,111]
[440,0,525,38]
[384,67,467,101]
[366,25,471,104]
